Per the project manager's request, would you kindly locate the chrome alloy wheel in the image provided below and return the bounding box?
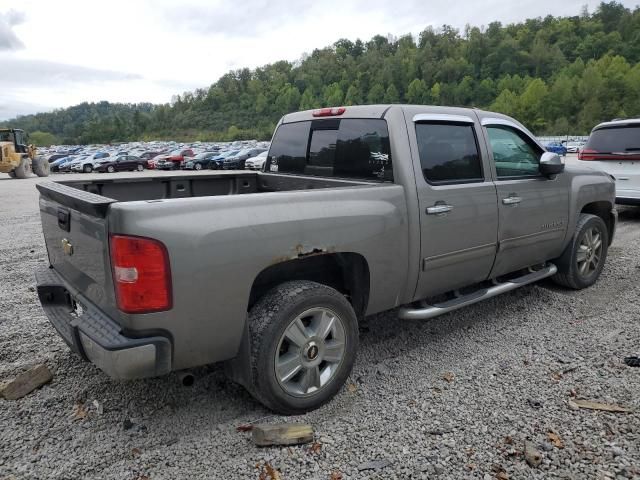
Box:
[576,226,603,277]
[275,308,346,397]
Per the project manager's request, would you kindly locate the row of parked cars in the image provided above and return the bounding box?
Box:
[44,140,270,174]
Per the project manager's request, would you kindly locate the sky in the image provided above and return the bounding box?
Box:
[0,0,638,120]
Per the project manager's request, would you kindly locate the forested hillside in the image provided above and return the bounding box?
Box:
[4,2,640,145]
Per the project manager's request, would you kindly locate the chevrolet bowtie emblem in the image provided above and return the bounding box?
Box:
[61,238,74,256]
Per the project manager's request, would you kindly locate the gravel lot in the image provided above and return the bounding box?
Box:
[1,166,639,480]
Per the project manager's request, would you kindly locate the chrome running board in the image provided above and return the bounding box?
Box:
[398,263,557,320]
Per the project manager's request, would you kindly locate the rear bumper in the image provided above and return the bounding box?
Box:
[35,267,172,379]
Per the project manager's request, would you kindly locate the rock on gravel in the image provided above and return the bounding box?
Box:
[1,173,639,479]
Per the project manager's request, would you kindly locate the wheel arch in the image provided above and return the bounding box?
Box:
[247,252,371,319]
[580,201,615,245]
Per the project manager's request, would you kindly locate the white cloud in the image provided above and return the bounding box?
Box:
[0,0,637,120]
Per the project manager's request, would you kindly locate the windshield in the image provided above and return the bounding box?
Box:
[587,125,640,152]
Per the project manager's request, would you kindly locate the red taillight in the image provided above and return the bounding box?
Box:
[110,235,172,314]
[312,107,346,117]
[578,148,597,160]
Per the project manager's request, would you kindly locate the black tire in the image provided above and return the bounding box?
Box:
[552,213,609,289]
[33,158,50,177]
[194,162,202,171]
[14,157,31,179]
[107,165,115,173]
[246,281,358,415]
[7,171,16,178]
[83,164,93,173]
[137,164,144,172]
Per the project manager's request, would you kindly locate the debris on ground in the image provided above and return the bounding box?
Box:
[0,364,52,400]
[252,423,314,447]
[624,356,640,367]
[568,399,631,413]
[357,458,392,471]
[546,431,564,449]
[257,462,282,480]
[524,441,542,467]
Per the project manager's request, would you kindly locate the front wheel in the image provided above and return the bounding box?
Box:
[552,213,609,289]
[14,157,32,179]
[194,162,202,171]
[136,164,144,172]
[107,165,115,173]
[83,164,93,173]
[245,281,358,415]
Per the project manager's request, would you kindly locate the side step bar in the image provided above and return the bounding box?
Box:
[398,263,557,320]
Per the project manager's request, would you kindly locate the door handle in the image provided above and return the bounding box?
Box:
[426,204,453,215]
[502,195,522,206]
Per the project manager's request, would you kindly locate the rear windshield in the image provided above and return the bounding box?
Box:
[586,125,640,152]
[266,119,393,181]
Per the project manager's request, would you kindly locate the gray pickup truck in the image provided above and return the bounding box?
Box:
[35,105,617,414]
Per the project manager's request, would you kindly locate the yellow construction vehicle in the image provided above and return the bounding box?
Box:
[0,128,50,178]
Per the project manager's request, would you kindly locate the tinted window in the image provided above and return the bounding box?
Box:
[586,125,640,152]
[415,123,483,184]
[486,126,541,178]
[268,121,310,174]
[267,119,392,181]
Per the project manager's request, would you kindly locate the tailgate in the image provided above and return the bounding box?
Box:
[37,182,117,315]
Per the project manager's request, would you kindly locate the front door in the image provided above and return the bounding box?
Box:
[407,114,499,299]
[481,120,570,277]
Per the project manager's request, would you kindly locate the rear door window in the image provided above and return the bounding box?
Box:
[586,125,640,152]
[415,123,483,184]
[267,119,393,181]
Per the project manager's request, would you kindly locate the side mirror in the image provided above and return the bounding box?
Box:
[540,152,564,176]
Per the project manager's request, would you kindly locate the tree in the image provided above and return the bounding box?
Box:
[29,131,60,147]
[384,84,400,103]
[406,78,428,104]
[367,84,386,103]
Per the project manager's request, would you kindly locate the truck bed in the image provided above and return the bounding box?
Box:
[42,171,377,206]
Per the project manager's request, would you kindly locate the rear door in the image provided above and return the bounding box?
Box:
[405,113,499,298]
[480,118,570,277]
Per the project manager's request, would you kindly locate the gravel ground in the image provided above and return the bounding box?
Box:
[1,169,639,480]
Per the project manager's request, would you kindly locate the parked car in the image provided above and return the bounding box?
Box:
[209,150,240,169]
[59,155,91,173]
[182,152,219,170]
[70,152,110,173]
[139,151,163,163]
[544,142,567,156]
[46,153,68,163]
[578,118,640,205]
[223,148,267,170]
[35,105,616,414]
[565,141,585,153]
[156,149,195,170]
[147,154,168,170]
[245,151,268,170]
[50,156,75,172]
[94,155,146,173]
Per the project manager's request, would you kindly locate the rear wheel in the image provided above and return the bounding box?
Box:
[14,157,32,179]
[245,281,358,414]
[136,164,144,172]
[194,162,202,171]
[552,213,609,289]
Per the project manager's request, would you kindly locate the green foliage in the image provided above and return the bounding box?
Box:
[2,2,640,142]
[29,131,60,147]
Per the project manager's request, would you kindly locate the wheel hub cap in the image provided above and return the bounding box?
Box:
[576,227,603,277]
[275,307,346,397]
